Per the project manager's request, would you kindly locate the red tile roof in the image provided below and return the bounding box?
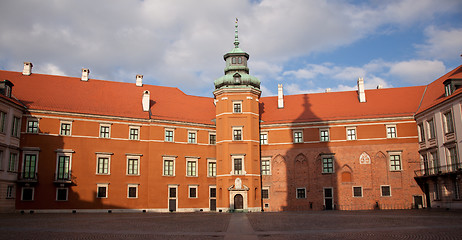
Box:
[260,85,426,124]
[416,65,462,115]
[0,70,216,125]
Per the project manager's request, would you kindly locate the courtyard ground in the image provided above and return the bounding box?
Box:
[0,209,461,239]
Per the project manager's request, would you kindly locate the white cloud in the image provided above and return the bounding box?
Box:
[35,63,66,76]
[416,26,462,61]
[388,60,446,84]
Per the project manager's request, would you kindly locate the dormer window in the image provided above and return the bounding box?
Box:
[233,73,241,84]
[443,78,462,97]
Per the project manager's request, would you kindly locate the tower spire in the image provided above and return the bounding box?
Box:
[234,18,239,48]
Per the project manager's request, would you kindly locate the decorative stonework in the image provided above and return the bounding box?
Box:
[359,152,371,164]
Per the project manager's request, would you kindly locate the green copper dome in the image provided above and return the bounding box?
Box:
[214,19,260,90]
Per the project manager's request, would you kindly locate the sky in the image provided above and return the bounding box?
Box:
[0,0,461,97]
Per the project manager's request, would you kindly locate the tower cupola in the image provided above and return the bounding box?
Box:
[214,19,260,90]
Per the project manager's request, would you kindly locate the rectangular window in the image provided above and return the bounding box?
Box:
[418,123,425,142]
[346,128,356,140]
[27,119,39,133]
[260,132,268,145]
[293,130,303,143]
[434,182,440,200]
[386,126,397,138]
[97,157,110,174]
[320,129,329,142]
[389,154,402,171]
[99,125,110,138]
[169,187,177,198]
[210,187,216,198]
[21,187,34,201]
[233,128,242,141]
[209,133,216,145]
[454,180,460,200]
[208,160,216,177]
[8,153,17,172]
[447,147,459,171]
[186,160,197,177]
[60,122,72,136]
[261,159,271,175]
[189,185,198,198]
[127,185,138,198]
[444,111,454,134]
[233,102,242,113]
[353,186,363,197]
[0,111,6,133]
[127,158,139,175]
[129,127,139,140]
[296,188,306,199]
[381,185,391,197]
[427,119,436,139]
[188,131,197,144]
[165,129,174,142]
[234,158,243,175]
[56,188,68,201]
[163,158,174,176]
[262,188,269,199]
[322,157,334,173]
[23,154,37,179]
[6,185,14,199]
[11,117,20,137]
[97,185,108,198]
[56,155,70,180]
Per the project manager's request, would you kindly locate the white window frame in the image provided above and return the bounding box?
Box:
[127,184,139,199]
[352,186,363,197]
[6,185,14,199]
[320,128,329,142]
[59,120,73,136]
[293,130,303,143]
[8,152,18,172]
[233,101,242,113]
[426,119,436,140]
[188,130,197,144]
[262,186,270,199]
[96,153,112,175]
[346,127,357,140]
[231,154,245,175]
[21,150,39,179]
[418,122,425,142]
[386,125,397,139]
[188,185,198,199]
[126,155,141,176]
[443,110,455,134]
[162,156,176,176]
[296,187,306,199]
[26,118,39,133]
[261,157,271,175]
[186,157,198,177]
[260,132,268,145]
[209,132,216,145]
[388,151,403,171]
[99,123,111,138]
[380,185,392,197]
[21,187,34,201]
[164,128,175,142]
[55,150,73,181]
[207,158,216,177]
[129,126,140,140]
[96,184,109,198]
[56,187,69,201]
[233,126,243,141]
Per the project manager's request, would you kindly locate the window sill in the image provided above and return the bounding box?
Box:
[162,175,175,177]
[186,176,198,178]
[126,174,140,176]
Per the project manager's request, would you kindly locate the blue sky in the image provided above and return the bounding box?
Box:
[0,0,461,97]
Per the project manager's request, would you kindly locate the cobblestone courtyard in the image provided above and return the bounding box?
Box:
[0,209,461,239]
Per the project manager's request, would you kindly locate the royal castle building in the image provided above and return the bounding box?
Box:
[0,23,460,213]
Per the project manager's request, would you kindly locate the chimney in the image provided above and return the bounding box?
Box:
[81,68,90,81]
[377,85,383,89]
[142,90,150,112]
[136,74,143,87]
[357,77,366,103]
[22,62,33,76]
[278,84,284,109]
[325,88,331,93]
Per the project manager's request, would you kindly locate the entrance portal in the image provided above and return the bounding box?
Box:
[234,194,243,209]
